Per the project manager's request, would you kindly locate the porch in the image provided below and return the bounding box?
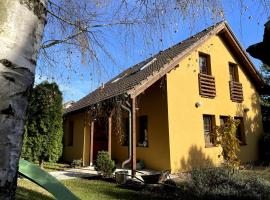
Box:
[83,80,170,174]
[87,98,141,176]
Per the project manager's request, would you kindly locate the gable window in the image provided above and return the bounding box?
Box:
[229,63,243,102]
[203,115,215,147]
[199,53,211,75]
[229,63,239,82]
[138,116,148,147]
[198,53,216,98]
[234,117,246,145]
[67,121,74,146]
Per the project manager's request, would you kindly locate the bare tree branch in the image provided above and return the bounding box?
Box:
[41,30,85,48]
[47,9,78,27]
[38,0,270,86]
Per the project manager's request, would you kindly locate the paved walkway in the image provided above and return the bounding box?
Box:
[49,167,99,180]
[49,167,162,180]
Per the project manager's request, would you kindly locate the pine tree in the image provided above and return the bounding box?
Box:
[261,64,270,103]
[260,64,270,133]
[22,81,63,167]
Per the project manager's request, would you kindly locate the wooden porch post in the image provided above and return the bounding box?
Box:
[131,98,137,176]
[90,121,94,166]
[108,114,112,158]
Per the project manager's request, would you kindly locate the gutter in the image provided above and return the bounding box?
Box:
[121,101,132,169]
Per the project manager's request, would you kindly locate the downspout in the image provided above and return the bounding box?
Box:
[121,101,132,169]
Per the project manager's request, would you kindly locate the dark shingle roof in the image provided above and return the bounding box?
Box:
[65,21,224,114]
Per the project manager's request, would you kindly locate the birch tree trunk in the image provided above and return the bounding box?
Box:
[0,0,47,199]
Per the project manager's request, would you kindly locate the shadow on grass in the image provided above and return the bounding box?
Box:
[44,165,70,172]
[16,186,54,200]
[63,177,170,200]
[80,176,170,199]
[82,175,115,183]
[95,186,167,200]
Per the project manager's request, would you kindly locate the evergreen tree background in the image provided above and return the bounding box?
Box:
[261,64,270,104]
[259,64,270,164]
[22,81,63,167]
[260,64,270,133]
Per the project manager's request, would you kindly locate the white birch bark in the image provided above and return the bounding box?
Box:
[0,0,47,199]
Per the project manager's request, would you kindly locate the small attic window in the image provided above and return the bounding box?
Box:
[140,58,157,71]
[111,73,127,83]
[112,77,121,83]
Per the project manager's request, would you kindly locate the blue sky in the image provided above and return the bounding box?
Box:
[35,1,269,103]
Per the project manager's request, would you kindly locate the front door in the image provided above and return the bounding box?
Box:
[93,118,108,161]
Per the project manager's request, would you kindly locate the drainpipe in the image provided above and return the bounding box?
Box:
[121,102,132,169]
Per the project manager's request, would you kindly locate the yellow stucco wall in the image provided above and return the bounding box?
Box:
[166,34,264,173]
[63,112,86,163]
[111,80,171,170]
[83,120,90,166]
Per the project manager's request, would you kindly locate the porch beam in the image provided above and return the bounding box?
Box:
[108,114,112,158]
[131,97,137,176]
[90,121,94,166]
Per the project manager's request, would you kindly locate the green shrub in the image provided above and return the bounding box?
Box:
[95,151,115,177]
[260,133,270,164]
[71,159,82,168]
[185,167,270,199]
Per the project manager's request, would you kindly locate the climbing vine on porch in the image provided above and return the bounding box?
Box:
[86,95,128,145]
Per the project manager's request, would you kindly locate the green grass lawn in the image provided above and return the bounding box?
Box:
[16,178,166,200]
[16,179,54,200]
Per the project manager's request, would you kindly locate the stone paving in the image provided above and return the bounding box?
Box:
[49,167,99,180]
[49,166,164,181]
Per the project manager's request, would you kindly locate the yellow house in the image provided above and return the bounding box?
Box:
[63,21,266,173]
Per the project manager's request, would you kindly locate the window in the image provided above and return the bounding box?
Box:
[220,116,229,126]
[198,53,215,98]
[229,63,243,102]
[67,121,74,146]
[123,118,129,146]
[199,53,211,75]
[234,117,246,145]
[229,63,239,82]
[138,116,148,147]
[203,115,215,147]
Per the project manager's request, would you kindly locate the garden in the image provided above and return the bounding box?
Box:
[16,165,270,200]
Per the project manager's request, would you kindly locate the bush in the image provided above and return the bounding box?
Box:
[95,151,115,177]
[260,133,270,164]
[184,167,270,200]
[71,159,82,168]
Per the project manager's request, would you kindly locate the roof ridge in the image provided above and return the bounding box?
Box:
[165,20,225,50]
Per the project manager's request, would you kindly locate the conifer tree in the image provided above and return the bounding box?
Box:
[22,81,63,167]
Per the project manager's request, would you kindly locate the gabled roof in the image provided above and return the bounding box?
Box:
[65,21,265,115]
